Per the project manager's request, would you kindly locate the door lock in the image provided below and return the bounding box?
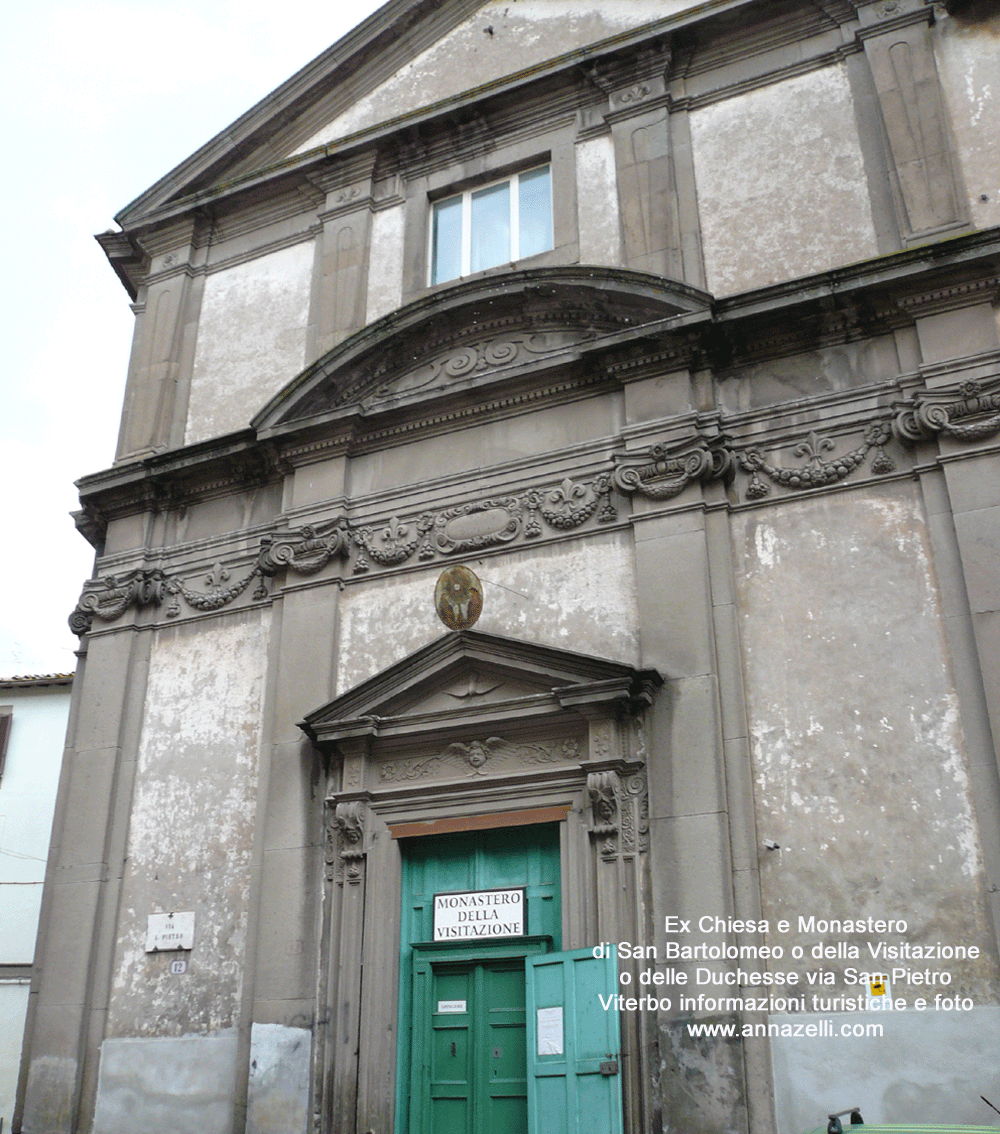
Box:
[599,1059,619,1076]
[493,1047,502,1059]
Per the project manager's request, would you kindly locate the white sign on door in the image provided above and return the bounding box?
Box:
[433,888,525,941]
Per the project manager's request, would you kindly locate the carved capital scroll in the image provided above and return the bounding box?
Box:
[893,379,1000,445]
[613,435,733,501]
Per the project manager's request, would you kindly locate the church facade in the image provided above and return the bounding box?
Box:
[18,2,1000,1133]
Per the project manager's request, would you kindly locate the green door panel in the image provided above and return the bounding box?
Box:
[412,955,531,1134]
[526,947,623,1134]
[397,825,561,1134]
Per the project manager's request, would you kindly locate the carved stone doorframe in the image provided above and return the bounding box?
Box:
[300,630,662,1134]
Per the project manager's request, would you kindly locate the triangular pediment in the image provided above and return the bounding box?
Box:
[113,1,698,227]
[300,629,661,746]
[254,268,711,437]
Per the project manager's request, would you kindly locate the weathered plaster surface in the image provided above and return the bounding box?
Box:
[186,242,313,444]
[691,66,880,296]
[347,397,615,496]
[771,1007,1000,1134]
[293,1,699,152]
[575,134,622,266]
[106,613,270,1038]
[335,533,639,693]
[717,335,902,414]
[732,485,999,999]
[365,205,406,323]
[934,15,1000,230]
[246,1023,311,1134]
[92,1032,239,1134]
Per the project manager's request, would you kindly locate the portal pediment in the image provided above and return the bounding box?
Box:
[254,268,710,436]
[300,628,661,748]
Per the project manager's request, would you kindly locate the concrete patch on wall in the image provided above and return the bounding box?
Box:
[576,134,622,266]
[21,1055,77,1133]
[186,242,314,444]
[335,532,639,693]
[106,612,270,1037]
[691,65,880,296]
[366,204,405,323]
[731,485,999,1000]
[293,1,700,153]
[934,16,1000,230]
[770,1007,1000,1134]
[246,1023,311,1134]
[92,1032,238,1134]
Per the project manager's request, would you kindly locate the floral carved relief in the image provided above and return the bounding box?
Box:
[70,518,350,635]
[377,737,582,783]
[738,422,894,501]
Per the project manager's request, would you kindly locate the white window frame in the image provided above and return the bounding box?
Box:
[429,164,552,285]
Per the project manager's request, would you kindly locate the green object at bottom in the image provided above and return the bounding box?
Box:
[414,957,529,1134]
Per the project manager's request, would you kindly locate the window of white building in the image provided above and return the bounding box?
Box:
[430,165,552,285]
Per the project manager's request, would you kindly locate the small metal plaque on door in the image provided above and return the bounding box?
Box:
[599,1060,618,1076]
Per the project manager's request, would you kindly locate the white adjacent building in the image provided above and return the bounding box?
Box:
[0,676,71,1133]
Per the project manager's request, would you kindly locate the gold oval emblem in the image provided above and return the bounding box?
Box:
[435,565,483,631]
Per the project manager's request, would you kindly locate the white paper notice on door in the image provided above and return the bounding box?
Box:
[536,1006,564,1055]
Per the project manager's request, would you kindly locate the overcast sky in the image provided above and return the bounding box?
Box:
[1,1,386,675]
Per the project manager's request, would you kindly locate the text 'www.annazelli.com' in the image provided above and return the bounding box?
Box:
[685,1020,884,1039]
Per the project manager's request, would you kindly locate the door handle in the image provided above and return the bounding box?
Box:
[451,1042,456,1057]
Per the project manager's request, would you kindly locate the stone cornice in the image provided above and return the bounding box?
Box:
[74,238,1000,547]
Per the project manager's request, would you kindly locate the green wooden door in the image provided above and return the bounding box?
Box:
[525,948,623,1134]
[413,956,528,1134]
[397,825,561,1134]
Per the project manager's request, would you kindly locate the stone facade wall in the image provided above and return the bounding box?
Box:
[21,4,1000,1134]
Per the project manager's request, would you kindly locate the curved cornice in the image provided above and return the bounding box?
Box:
[253,266,712,437]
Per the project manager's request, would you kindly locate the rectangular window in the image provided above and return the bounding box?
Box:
[431,165,552,285]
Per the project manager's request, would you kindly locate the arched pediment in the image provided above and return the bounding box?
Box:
[253,268,711,437]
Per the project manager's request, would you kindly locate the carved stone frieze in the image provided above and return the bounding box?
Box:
[366,330,597,405]
[68,568,166,635]
[531,475,616,531]
[354,514,434,571]
[165,561,264,618]
[377,737,582,784]
[893,379,1000,444]
[258,518,350,576]
[70,518,349,635]
[738,421,894,501]
[432,497,523,555]
[353,472,616,575]
[613,435,733,501]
